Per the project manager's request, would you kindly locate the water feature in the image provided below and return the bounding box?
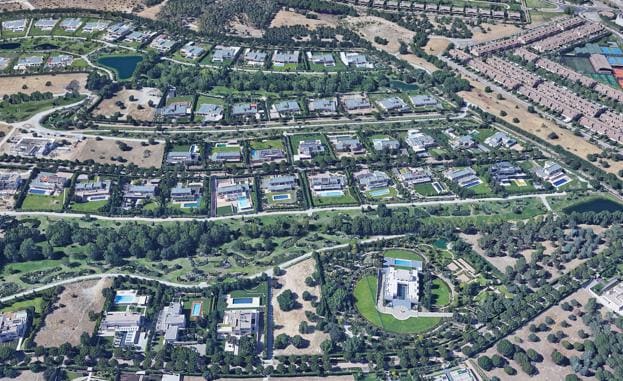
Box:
[564,197,623,214]
[97,55,143,80]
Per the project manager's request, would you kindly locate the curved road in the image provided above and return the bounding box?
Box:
[0,235,405,303]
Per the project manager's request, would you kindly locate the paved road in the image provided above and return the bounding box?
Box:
[0,235,405,303]
[0,192,567,223]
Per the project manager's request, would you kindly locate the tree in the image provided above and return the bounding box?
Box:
[274,334,290,349]
[478,355,494,371]
[496,339,515,358]
[277,289,297,311]
[552,349,568,366]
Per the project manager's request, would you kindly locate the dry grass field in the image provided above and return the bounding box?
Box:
[471,22,521,42]
[459,83,623,175]
[136,0,167,19]
[0,370,46,381]
[31,0,142,12]
[479,289,598,381]
[0,74,89,98]
[270,9,340,30]
[35,278,112,347]
[272,258,328,355]
[72,138,165,168]
[424,37,450,56]
[93,88,162,122]
[0,1,29,11]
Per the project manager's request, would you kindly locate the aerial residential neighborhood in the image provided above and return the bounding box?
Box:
[1,0,623,379]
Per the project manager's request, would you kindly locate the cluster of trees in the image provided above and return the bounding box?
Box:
[1,91,54,105]
[137,61,388,97]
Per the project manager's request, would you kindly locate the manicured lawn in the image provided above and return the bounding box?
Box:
[414,182,438,196]
[216,205,233,216]
[312,189,358,206]
[0,95,86,122]
[431,277,451,307]
[468,181,492,195]
[1,297,45,313]
[353,275,441,334]
[383,249,424,261]
[70,200,108,213]
[3,259,63,275]
[21,191,66,211]
[250,138,284,150]
[229,282,268,304]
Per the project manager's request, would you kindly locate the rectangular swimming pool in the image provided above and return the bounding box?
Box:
[237,196,251,210]
[369,188,389,197]
[318,190,344,197]
[114,295,136,304]
[29,189,48,195]
[273,194,291,201]
[191,302,202,316]
[232,297,253,304]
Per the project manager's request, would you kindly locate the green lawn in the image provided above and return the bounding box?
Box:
[312,188,358,206]
[250,138,284,150]
[2,259,63,275]
[364,186,398,200]
[468,181,492,195]
[384,249,424,261]
[1,297,45,313]
[413,182,439,196]
[216,205,233,216]
[431,277,451,307]
[70,200,108,213]
[0,95,86,122]
[354,275,441,334]
[21,191,66,211]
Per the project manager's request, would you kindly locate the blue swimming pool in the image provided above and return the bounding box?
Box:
[114,295,135,304]
[29,189,47,195]
[182,201,199,208]
[273,194,290,201]
[191,303,201,316]
[318,190,343,197]
[232,297,253,304]
[237,196,251,210]
[369,188,390,197]
[394,259,411,267]
[553,178,568,187]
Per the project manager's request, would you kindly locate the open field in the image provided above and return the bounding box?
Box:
[270,9,340,30]
[471,23,521,42]
[343,15,414,54]
[30,0,143,12]
[272,258,328,355]
[0,370,46,381]
[424,37,450,56]
[354,275,441,334]
[0,73,89,97]
[217,377,354,381]
[479,289,598,381]
[34,278,111,347]
[93,87,162,121]
[72,138,164,168]
[459,83,623,175]
[136,0,168,19]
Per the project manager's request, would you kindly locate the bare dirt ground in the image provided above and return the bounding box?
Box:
[471,22,522,42]
[342,15,439,73]
[34,279,111,347]
[229,17,264,38]
[0,1,28,11]
[35,278,112,347]
[72,138,165,168]
[0,370,45,381]
[93,88,162,121]
[459,83,623,175]
[479,289,597,381]
[31,0,142,11]
[343,15,415,53]
[136,0,167,19]
[272,258,328,356]
[0,74,88,97]
[424,37,450,56]
[270,9,340,30]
